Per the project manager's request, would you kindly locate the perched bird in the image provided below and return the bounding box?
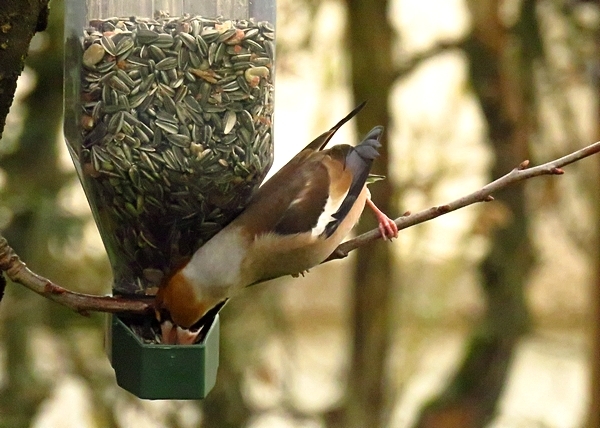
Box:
[156,103,398,344]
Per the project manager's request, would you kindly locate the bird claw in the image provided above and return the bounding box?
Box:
[378,216,398,241]
[366,198,398,240]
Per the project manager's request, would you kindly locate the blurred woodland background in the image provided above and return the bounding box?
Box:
[0,0,599,427]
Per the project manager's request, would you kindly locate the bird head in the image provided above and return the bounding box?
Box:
[155,269,222,330]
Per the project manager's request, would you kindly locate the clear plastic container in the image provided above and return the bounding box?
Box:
[64,0,275,296]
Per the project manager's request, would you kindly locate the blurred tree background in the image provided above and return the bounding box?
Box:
[0,0,599,427]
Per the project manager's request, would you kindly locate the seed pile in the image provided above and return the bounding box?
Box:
[74,15,274,294]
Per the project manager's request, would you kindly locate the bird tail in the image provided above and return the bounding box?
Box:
[353,125,383,162]
[346,126,384,175]
[323,126,385,237]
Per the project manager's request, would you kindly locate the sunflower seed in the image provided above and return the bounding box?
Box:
[223,111,236,134]
[115,36,134,56]
[155,57,177,70]
[100,36,117,56]
[166,133,191,148]
[136,29,159,44]
[107,111,124,134]
[155,120,179,134]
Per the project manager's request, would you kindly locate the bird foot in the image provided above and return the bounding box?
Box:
[366,198,398,240]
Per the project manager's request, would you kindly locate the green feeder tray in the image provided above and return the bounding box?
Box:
[106,314,220,400]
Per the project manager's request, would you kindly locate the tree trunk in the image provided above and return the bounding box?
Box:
[416,1,540,426]
[340,1,397,427]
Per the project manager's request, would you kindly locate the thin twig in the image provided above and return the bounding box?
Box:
[1,140,600,315]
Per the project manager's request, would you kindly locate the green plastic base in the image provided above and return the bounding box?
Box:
[106,314,220,400]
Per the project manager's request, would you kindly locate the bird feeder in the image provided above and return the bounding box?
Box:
[63,0,275,399]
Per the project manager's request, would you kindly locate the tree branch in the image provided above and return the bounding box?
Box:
[1,140,600,316]
[0,237,152,315]
[395,39,465,80]
[327,140,600,260]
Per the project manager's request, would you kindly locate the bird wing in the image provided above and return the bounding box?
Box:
[237,125,384,240]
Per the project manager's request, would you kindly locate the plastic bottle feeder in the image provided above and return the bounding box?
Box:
[63,0,275,399]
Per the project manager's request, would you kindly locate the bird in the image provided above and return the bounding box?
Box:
[155,102,399,344]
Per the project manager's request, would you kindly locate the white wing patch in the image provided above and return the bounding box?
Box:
[288,179,312,209]
[311,188,349,237]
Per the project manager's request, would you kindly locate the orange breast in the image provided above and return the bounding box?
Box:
[156,270,210,329]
